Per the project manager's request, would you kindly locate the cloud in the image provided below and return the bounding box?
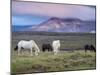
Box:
[12,1,96,20]
[12,15,49,25]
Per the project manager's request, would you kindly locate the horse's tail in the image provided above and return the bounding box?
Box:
[14,45,18,51]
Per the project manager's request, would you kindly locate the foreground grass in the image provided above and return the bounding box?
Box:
[11,51,96,74]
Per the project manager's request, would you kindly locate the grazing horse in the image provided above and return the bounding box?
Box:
[90,45,96,52]
[52,40,60,55]
[84,44,96,52]
[42,43,52,52]
[14,40,40,56]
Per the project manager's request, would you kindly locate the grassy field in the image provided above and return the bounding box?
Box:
[11,32,96,74]
[11,51,96,74]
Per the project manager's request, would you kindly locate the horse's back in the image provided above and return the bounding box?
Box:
[84,44,89,50]
[18,40,34,49]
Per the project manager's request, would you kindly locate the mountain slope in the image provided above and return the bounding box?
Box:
[15,17,96,32]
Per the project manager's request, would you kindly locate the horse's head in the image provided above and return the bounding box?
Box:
[30,40,34,42]
[56,40,60,44]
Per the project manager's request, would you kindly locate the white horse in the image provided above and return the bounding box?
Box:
[14,40,40,56]
[52,40,60,55]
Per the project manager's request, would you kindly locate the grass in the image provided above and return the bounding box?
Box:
[11,51,96,74]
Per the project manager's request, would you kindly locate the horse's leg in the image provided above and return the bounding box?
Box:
[56,47,60,55]
[18,47,21,55]
[30,48,33,56]
[85,49,86,53]
[53,48,56,55]
[43,48,45,52]
[54,51,57,55]
[54,49,58,55]
[94,49,96,52]
[85,48,87,53]
[48,48,49,52]
[58,47,60,53]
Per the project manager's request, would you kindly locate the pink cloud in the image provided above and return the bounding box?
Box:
[12,1,95,20]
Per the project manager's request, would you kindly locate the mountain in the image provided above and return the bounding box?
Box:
[29,17,81,32]
[28,17,95,32]
[13,17,96,33]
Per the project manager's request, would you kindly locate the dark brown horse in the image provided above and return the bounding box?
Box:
[42,43,52,52]
[84,44,96,52]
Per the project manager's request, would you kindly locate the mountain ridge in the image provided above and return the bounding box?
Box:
[13,17,96,33]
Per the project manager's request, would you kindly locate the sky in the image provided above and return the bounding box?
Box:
[12,1,96,26]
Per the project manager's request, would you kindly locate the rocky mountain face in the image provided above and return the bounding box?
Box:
[21,17,96,33]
